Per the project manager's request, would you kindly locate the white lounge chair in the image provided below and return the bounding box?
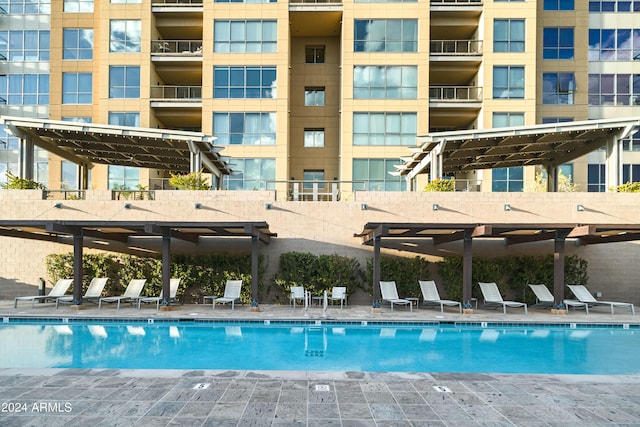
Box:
[329,286,347,309]
[204,280,242,310]
[419,280,461,313]
[98,279,147,309]
[289,286,307,309]
[478,282,527,315]
[528,284,588,314]
[88,325,107,339]
[567,284,635,315]
[379,281,412,312]
[137,278,181,310]
[14,278,73,308]
[55,277,109,308]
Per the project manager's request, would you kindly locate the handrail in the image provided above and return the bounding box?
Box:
[152,0,203,5]
[150,85,202,100]
[430,40,483,55]
[152,40,203,55]
[44,190,86,200]
[430,0,482,4]
[289,0,342,4]
[429,86,483,101]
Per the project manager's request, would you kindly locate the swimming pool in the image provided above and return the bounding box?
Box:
[2,319,639,374]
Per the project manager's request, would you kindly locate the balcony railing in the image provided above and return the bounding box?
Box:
[290,0,342,4]
[150,85,202,100]
[152,0,202,5]
[152,40,203,55]
[430,40,483,55]
[112,190,155,201]
[429,86,482,101]
[430,0,482,4]
[44,190,86,200]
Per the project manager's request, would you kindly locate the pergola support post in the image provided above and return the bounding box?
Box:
[161,231,171,309]
[251,235,260,310]
[462,230,473,313]
[72,230,84,307]
[372,236,381,309]
[552,234,566,312]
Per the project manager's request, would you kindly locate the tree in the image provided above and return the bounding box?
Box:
[0,171,46,190]
[168,170,211,190]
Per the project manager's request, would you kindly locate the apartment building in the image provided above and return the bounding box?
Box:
[0,0,638,195]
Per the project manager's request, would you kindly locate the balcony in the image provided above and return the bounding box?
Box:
[152,0,202,6]
[430,0,482,4]
[151,40,203,57]
[429,86,482,102]
[430,40,482,56]
[150,85,202,101]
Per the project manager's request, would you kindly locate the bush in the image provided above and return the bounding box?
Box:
[1,171,46,190]
[169,170,211,190]
[362,255,430,300]
[613,182,640,192]
[423,178,455,192]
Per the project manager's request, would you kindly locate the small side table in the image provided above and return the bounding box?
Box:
[406,297,419,309]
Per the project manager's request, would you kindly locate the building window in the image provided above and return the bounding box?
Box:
[62,72,92,104]
[588,74,640,106]
[589,29,640,61]
[63,29,93,60]
[0,125,20,185]
[492,167,523,192]
[214,66,277,99]
[109,112,140,127]
[542,73,575,104]
[589,1,640,12]
[214,20,276,53]
[109,66,140,98]
[61,161,78,190]
[1,0,51,14]
[493,19,525,53]
[493,66,524,99]
[543,27,574,59]
[34,147,48,189]
[353,112,417,146]
[213,112,276,145]
[305,46,325,64]
[352,159,406,191]
[0,74,49,105]
[62,117,92,123]
[215,0,276,2]
[542,117,574,124]
[111,0,141,3]
[303,129,324,148]
[559,164,574,183]
[304,87,325,106]
[622,130,640,151]
[354,19,418,53]
[543,0,574,10]
[63,0,93,12]
[492,112,524,128]
[353,66,417,99]
[623,164,640,183]
[223,158,276,190]
[588,164,606,192]
[355,0,417,2]
[110,20,141,53]
[303,170,325,189]
[0,30,49,62]
[108,165,139,190]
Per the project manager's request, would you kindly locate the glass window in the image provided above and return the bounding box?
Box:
[111,0,141,3]
[544,0,574,10]
[215,0,276,2]
[493,66,525,99]
[34,146,48,189]
[61,161,78,190]
[62,117,92,123]
[0,74,49,105]
[214,66,277,99]
[62,72,92,104]
[303,170,324,189]
[0,0,51,14]
[622,164,640,183]
[0,125,20,184]
[110,20,141,53]
[352,159,406,191]
[303,129,324,148]
[493,19,525,53]
[0,30,50,62]
[587,164,606,192]
[305,46,325,64]
[353,112,417,146]
[108,112,140,127]
[353,65,417,99]
[213,112,276,145]
[108,165,139,190]
[492,112,524,128]
[109,66,140,98]
[354,19,418,53]
[542,117,574,124]
[214,20,276,53]
[63,29,93,60]
[223,158,276,190]
[622,130,640,151]
[304,87,325,106]
[355,0,416,2]
[492,167,524,192]
[543,73,576,104]
[63,0,93,12]
[543,27,574,59]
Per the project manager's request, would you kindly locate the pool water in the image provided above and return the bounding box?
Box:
[1,321,639,374]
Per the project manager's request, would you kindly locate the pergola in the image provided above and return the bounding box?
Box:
[0,220,276,308]
[395,117,640,191]
[356,222,640,310]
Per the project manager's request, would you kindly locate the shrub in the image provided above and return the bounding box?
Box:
[613,182,640,192]
[423,178,455,192]
[169,170,211,190]
[362,255,430,300]
[1,171,46,190]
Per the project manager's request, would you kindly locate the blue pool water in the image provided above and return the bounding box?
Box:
[1,320,639,374]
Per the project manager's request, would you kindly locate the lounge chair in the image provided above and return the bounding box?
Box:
[567,284,635,315]
[88,325,107,339]
[418,280,461,313]
[98,279,147,309]
[137,278,181,310]
[55,277,108,308]
[329,286,347,309]
[204,279,242,310]
[289,286,307,309]
[528,284,588,314]
[478,282,527,315]
[379,281,412,312]
[14,278,73,308]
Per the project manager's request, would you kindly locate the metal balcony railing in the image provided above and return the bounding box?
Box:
[152,0,203,5]
[429,86,483,101]
[289,0,342,4]
[430,40,483,55]
[430,0,482,4]
[150,85,202,100]
[152,40,203,55]
[44,190,86,200]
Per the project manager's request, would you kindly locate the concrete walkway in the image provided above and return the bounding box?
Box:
[1,301,640,426]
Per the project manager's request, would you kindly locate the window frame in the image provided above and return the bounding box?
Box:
[493,19,525,53]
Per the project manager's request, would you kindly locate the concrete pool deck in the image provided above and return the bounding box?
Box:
[1,300,640,426]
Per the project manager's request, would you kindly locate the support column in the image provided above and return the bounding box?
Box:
[251,235,259,310]
[605,134,622,191]
[20,137,35,180]
[546,165,558,192]
[72,230,84,307]
[552,234,567,314]
[462,230,473,313]
[161,231,171,309]
[372,236,381,308]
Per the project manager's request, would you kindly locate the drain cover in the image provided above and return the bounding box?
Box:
[433,385,451,393]
[193,383,211,390]
[315,384,330,392]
